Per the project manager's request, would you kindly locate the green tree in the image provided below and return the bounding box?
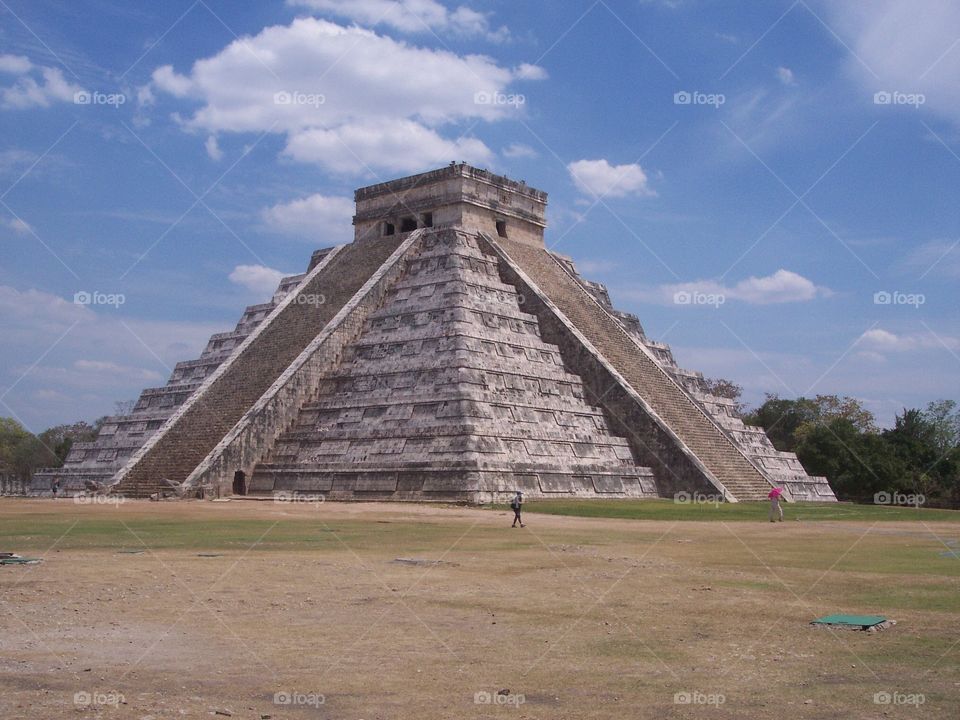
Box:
[744,394,877,453]
[922,400,960,454]
[37,421,99,466]
[794,418,902,500]
[884,408,959,506]
[702,377,746,415]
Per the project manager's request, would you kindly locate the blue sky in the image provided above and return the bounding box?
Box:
[1,0,958,432]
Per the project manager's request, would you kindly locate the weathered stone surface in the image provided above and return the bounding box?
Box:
[247,228,657,503]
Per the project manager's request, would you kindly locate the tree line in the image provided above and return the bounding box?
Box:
[744,395,959,507]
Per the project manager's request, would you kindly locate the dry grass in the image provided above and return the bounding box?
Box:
[1,498,958,719]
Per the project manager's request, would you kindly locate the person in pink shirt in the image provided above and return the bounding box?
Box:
[768,487,784,522]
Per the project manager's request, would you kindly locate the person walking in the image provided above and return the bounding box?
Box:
[510,491,525,528]
[51,476,61,498]
[768,486,784,522]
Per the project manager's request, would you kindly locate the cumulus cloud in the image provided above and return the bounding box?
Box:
[261,193,354,241]
[514,63,548,80]
[0,54,33,74]
[228,264,289,297]
[287,0,509,41]
[858,328,959,353]
[0,55,84,110]
[145,17,539,174]
[632,269,830,305]
[568,159,656,199]
[283,118,492,173]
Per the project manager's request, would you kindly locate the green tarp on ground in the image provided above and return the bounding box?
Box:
[811,614,887,629]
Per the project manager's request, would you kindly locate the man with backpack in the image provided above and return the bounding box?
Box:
[510,491,524,528]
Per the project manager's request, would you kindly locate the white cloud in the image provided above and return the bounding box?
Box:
[631,269,830,305]
[261,193,354,241]
[284,118,492,173]
[858,328,959,353]
[205,135,223,161]
[1,62,84,110]
[726,269,826,304]
[145,17,538,174]
[514,63,548,80]
[502,142,537,159]
[823,0,960,126]
[287,0,510,41]
[568,158,656,198]
[776,66,796,85]
[0,285,248,429]
[228,264,288,297]
[4,217,32,234]
[0,54,33,74]
[0,285,90,331]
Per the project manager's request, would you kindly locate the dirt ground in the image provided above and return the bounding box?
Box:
[1,498,958,719]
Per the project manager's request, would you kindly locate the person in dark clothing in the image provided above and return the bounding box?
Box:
[510,491,524,527]
[51,477,61,498]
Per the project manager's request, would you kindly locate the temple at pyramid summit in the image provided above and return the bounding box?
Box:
[31,164,836,503]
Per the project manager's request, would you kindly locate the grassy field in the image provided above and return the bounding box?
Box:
[1,498,958,719]
[507,498,960,522]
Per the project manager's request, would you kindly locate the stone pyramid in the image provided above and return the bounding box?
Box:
[32,164,835,503]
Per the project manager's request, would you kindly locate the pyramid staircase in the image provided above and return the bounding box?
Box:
[248,228,657,501]
[110,238,403,498]
[488,236,775,502]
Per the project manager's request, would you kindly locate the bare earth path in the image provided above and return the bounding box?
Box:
[1,499,957,719]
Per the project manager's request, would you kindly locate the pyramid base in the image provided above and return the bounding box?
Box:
[249,465,658,503]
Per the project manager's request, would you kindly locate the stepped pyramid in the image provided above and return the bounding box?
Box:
[32,164,835,503]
